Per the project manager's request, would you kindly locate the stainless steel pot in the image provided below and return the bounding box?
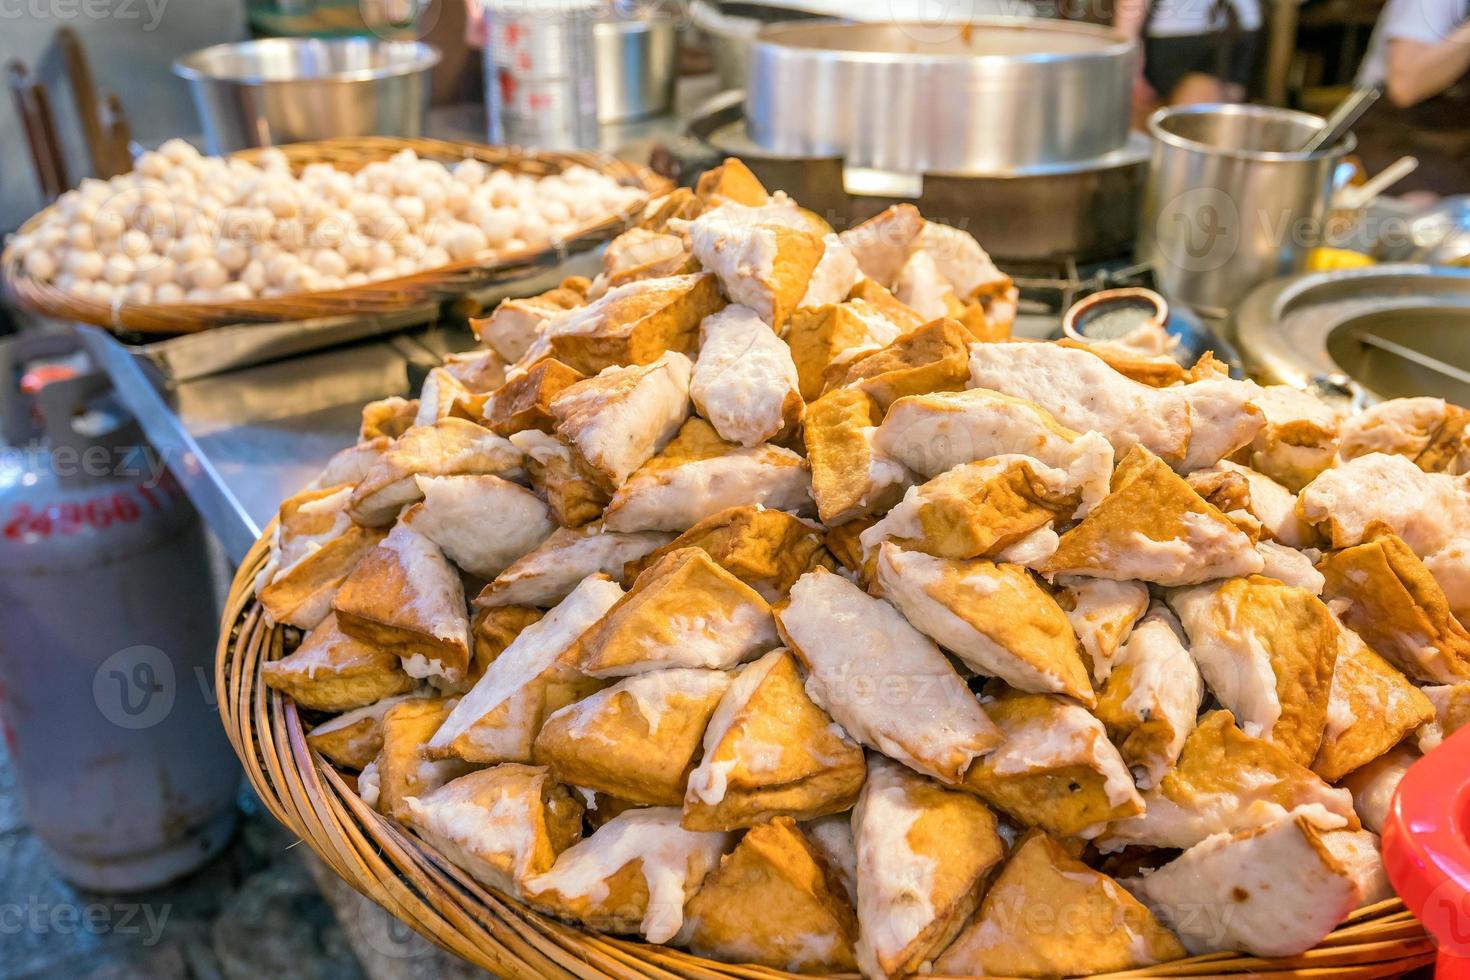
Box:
[594,15,679,123]
[679,91,1147,262]
[1137,104,1354,316]
[746,19,1136,175]
[173,38,440,154]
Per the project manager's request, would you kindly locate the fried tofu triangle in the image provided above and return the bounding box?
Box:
[963,690,1144,839]
[523,273,725,377]
[874,386,1115,513]
[1093,604,1204,789]
[601,417,813,533]
[683,650,866,831]
[935,831,1186,978]
[831,318,972,410]
[1125,815,1363,957]
[1319,532,1470,683]
[860,455,1082,563]
[427,575,624,763]
[347,417,524,527]
[549,351,692,491]
[622,505,833,603]
[686,207,825,328]
[261,612,415,712]
[306,691,427,771]
[1100,710,1358,852]
[373,697,475,822]
[805,387,912,526]
[876,544,1093,704]
[1042,445,1263,586]
[776,568,1004,784]
[1170,575,1340,765]
[524,807,731,943]
[682,815,858,974]
[1312,617,1434,782]
[401,764,584,896]
[477,524,672,609]
[853,757,1006,980]
[483,358,585,437]
[573,547,777,676]
[332,518,471,685]
[534,668,730,805]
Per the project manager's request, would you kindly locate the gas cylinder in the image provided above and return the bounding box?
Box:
[0,332,241,890]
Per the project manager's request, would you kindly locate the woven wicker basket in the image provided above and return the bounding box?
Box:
[4,136,667,335]
[217,525,1439,980]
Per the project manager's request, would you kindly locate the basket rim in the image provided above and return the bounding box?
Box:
[216,519,1438,980]
[4,136,669,335]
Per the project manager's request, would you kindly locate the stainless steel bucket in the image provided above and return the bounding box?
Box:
[1137,104,1354,315]
[594,15,679,123]
[174,38,440,154]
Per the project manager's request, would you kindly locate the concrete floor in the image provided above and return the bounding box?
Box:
[0,738,367,980]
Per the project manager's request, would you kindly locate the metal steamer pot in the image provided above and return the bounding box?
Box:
[746,19,1137,175]
[678,89,1148,263]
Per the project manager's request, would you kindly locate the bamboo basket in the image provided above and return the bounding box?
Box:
[218,525,1439,980]
[4,136,668,335]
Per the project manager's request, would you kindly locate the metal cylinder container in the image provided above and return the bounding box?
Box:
[173,38,440,155]
[483,0,601,149]
[1137,103,1355,315]
[0,335,240,890]
[745,19,1136,175]
[594,14,680,124]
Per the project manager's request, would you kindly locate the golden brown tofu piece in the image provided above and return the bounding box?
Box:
[683,816,858,973]
[470,277,588,362]
[374,697,476,822]
[1320,532,1470,683]
[694,157,771,207]
[805,387,912,525]
[534,668,730,805]
[261,612,415,712]
[831,318,972,410]
[785,302,902,402]
[468,604,543,685]
[572,547,777,676]
[683,650,867,831]
[852,757,1007,979]
[1042,445,1262,586]
[542,273,726,377]
[622,505,833,603]
[962,689,1145,838]
[400,764,583,896]
[935,831,1186,977]
[332,519,471,685]
[482,358,585,437]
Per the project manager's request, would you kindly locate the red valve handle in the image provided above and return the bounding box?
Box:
[1382,725,1470,979]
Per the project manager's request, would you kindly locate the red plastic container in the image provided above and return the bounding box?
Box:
[1383,725,1470,979]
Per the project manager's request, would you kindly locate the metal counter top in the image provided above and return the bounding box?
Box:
[68,88,722,566]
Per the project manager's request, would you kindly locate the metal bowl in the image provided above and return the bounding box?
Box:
[745,18,1136,175]
[173,38,440,154]
[1231,264,1470,403]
